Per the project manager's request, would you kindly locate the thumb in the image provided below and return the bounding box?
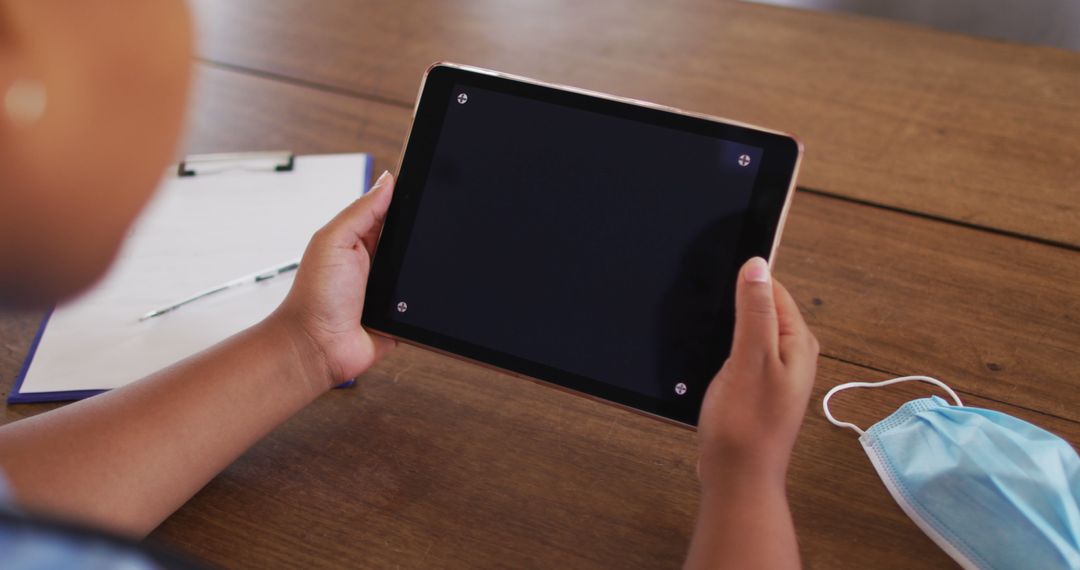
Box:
[319,170,395,252]
[731,256,779,358]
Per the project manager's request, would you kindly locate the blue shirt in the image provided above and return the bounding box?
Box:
[0,471,166,569]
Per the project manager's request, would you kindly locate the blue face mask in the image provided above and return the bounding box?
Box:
[822,376,1080,570]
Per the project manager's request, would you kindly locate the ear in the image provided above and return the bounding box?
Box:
[0,1,193,307]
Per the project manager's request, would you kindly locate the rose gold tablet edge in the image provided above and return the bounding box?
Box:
[371,329,699,430]
[768,139,804,268]
[376,61,805,431]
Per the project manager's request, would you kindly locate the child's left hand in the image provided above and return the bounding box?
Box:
[272,170,398,390]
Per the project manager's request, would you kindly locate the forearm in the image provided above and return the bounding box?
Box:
[684,463,800,570]
[0,314,330,536]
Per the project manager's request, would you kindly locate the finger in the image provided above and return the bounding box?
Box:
[357,171,396,254]
[773,279,809,339]
[773,279,819,364]
[319,170,395,252]
[731,256,779,359]
[370,332,398,362]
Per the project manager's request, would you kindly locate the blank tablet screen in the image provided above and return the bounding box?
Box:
[364,65,800,425]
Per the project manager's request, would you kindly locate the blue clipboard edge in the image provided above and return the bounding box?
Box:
[6,153,375,403]
[362,153,375,195]
[7,308,107,404]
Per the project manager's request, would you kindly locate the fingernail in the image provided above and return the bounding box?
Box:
[745,257,770,283]
[373,170,392,188]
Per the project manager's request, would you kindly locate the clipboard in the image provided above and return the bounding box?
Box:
[9,152,374,403]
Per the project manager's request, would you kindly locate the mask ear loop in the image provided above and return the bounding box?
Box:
[822,375,964,436]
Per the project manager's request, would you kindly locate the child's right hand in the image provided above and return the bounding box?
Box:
[270,170,397,393]
[696,257,819,488]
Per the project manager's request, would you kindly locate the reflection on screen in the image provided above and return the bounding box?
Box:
[393,85,763,399]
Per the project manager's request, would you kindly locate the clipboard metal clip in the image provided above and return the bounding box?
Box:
[177,151,295,177]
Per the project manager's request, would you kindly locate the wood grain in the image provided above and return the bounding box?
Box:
[4,332,1076,568]
[181,65,408,165]
[189,0,1080,247]
[183,65,1080,424]
[0,62,1077,568]
[778,192,1080,422]
[139,344,1078,569]
[168,66,1080,568]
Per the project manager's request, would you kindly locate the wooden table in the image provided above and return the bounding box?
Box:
[2,1,1078,567]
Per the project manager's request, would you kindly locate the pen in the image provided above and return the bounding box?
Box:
[139,258,301,321]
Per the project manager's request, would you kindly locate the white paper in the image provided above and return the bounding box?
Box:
[18,153,371,395]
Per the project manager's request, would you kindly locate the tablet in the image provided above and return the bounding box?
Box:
[363,63,802,427]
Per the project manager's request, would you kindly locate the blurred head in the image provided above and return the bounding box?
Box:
[0,1,192,307]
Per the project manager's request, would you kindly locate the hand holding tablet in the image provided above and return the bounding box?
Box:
[364,63,803,426]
